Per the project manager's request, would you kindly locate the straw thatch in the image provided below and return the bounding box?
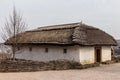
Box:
[6,22,117,46]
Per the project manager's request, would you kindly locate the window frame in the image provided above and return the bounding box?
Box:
[63,48,67,54]
[29,47,32,51]
[45,48,48,53]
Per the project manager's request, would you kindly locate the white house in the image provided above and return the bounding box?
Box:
[6,23,116,64]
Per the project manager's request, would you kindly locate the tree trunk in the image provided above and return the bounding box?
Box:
[12,45,16,60]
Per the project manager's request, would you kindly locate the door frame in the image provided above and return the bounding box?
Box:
[94,47,102,63]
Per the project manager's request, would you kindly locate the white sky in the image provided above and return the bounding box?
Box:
[0,0,120,42]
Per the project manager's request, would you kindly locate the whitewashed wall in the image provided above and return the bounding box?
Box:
[101,46,111,62]
[79,46,112,64]
[15,45,112,64]
[15,45,80,62]
[80,46,95,64]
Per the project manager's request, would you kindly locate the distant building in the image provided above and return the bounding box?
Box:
[113,40,120,55]
[0,43,12,60]
[6,23,116,64]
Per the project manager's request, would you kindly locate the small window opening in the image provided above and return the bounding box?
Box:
[45,48,48,53]
[17,47,20,50]
[29,47,32,51]
[63,49,67,54]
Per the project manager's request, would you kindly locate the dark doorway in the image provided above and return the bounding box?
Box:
[95,47,102,63]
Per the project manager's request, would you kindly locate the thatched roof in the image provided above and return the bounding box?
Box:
[6,22,117,46]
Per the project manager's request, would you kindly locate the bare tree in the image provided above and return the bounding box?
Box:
[1,7,27,60]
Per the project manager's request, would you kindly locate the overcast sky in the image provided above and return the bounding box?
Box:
[0,0,120,42]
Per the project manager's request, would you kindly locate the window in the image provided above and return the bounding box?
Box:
[45,48,48,53]
[29,47,32,51]
[63,49,67,54]
[17,47,20,50]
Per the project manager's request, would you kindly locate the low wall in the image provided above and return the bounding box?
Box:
[0,53,12,60]
[0,59,99,72]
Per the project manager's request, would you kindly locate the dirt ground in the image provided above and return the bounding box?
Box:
[0,63,120,80]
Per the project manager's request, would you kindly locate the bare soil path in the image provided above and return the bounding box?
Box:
[0,63,120,80]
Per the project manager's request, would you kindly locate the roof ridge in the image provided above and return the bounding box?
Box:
[28,22,98,32]
[28,22,82,32]
[38,22,81,29]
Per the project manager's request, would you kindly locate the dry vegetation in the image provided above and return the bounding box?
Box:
[0,56,119,72]
[0,59,99,72]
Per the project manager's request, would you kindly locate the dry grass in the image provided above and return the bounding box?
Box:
[0,59,99,72]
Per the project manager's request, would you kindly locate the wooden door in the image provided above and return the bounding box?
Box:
[95,47,102,63]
